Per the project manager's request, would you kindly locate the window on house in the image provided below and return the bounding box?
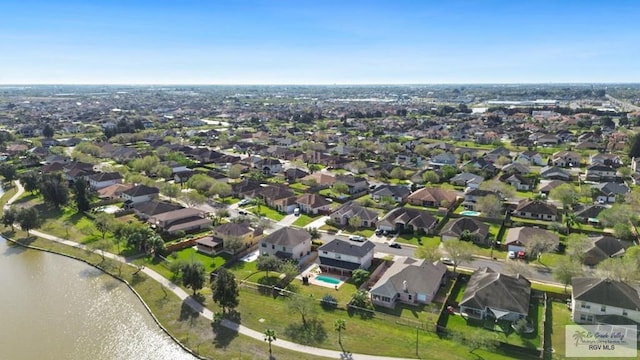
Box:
[623,309,628,316]
[261,243,267,248]
[581,302,590,309]
[408,295,412,300]
[335,255,341,259]
[601,306,606,313]
[271,245,275,249]
[322,251,328,255]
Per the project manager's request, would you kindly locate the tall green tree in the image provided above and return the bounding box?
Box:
[441,240,474,273]
[553,257,584,292]
[211,268,239,313]
[73,178,91,212]
[181,261,206,296]
[2,206,17,231]
[93,212,115,239]
[288,295,316,327]
[40,173,69,209]
[0,164,17,182]
[257,254,283,277]
[16,207,40,236]
[20,171,40,194]
[42,124,54,138]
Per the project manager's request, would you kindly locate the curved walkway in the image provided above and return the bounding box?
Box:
[6,181,410,360]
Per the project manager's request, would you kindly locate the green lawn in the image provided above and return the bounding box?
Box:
[446,300,543,349]
[396,233,440,247]
[172,247,231,271]
[550,301,574,359]
[292,214,320,227]
[250,206,286,221]
[236,286,518,360]
[220,196,239,205]
[288,182,310,193]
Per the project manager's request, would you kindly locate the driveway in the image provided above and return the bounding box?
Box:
[304,215,329,229]
[277,213,299,227]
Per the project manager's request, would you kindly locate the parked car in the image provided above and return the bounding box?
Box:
[440,257,454,266]
[238,199,250,206]
[389,243,402,249]
[348,235,365,242]
[238,210,248,216]
[507,251,516,259]
[375,229,383,236]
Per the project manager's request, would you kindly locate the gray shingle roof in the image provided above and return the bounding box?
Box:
[459,267,531,315]
[318,238,375,258]
[261,227,311,247]
[572,278,640,311]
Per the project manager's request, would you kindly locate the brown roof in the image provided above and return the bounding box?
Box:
[407,187,457,205]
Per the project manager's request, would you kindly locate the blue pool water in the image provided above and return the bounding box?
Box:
[460,210,480,216]
[316,275,341,285]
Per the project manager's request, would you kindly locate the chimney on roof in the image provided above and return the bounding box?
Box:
[403,280,408,292]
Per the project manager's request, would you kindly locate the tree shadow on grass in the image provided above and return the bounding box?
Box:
[210,312,240,348]
[284,318,327,345]
[179,300,200,326]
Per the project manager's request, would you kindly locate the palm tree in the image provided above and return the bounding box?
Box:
[334,319,346,348]
[564,212,580,234]
[264,328,277,359]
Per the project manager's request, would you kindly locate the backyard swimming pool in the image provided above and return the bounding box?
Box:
[316,275,341,285]
[460,210,480,216]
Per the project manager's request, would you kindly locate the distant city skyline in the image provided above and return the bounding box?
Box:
[2,1,639,85]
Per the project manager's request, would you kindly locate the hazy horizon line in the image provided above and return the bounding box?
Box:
[1,82,638,87]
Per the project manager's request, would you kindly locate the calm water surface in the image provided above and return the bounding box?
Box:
[0,237,196,360]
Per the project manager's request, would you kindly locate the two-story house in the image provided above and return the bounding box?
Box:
[211,222,262,253]
[571,277,640,325]
[370,257,447,309]
[517,151,545,166]
[551,151,581,168]
[87,172,124,191]
[255,158,283,175]
[318,238,375,276]
[148,208,212,235]
[122,184,160,207]
[585,165,617,182]
[259,227,311,261]
[593,182,630,203]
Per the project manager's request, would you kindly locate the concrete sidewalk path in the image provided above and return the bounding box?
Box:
[5,181,412,360]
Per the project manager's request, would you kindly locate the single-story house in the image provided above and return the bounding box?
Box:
[370,257,447,309]
[459,267,531,322]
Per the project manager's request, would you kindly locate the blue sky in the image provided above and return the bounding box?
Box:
[1,0,639,84]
